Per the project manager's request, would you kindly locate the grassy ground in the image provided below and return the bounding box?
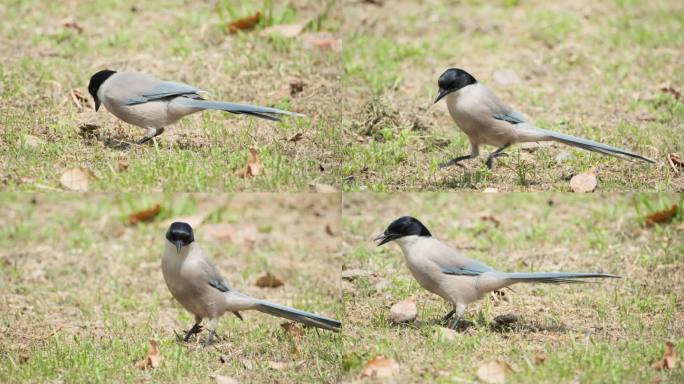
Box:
[0,193,342,383]
[2,0,683,192]
[0,0,343,191]
[342,193,684,382]
[340,0,684,191]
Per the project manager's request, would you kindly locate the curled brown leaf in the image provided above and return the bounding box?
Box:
[235,148,261,178]
[228,12,261,33]
[135,339,162,369]
[360,356,400,379]
[645,204,679,228]
[128,204,161,225]
[652,341,677,370]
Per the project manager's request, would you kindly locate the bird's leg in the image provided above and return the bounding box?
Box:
[203,318,219,347]
[183,316,203,342]
[448,304,466,331]
[484,143,511,170]
[137,127,164,144]
[440,309,456,324]
[439,143,480,169]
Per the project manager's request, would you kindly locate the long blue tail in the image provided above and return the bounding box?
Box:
[256,301,341,332]
[186,99,305,122]
[536,128,654,163]
[502,271,621,284]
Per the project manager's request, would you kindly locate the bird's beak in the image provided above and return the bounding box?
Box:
[175,240,183,253]
[433,88,449,104]
[94,99,101,112]
[374,231,396,246]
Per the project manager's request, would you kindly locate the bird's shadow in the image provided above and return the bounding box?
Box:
[394,313,568,334]
[79,128,133,151]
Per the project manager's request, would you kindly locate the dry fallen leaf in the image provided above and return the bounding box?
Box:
[260,23,304,38]
[235,148,261,178]
[570,170,597,193]
[228,12,261,33]
[360,356,400,379]
[667,153,683,173]
[645,204,679,228]
[280,322,303,352]
[70,89,89,109]
[255,272,284,288]
[476,359,513,384]
[652,341,677,370]
[135,339,162,369]
[127,204,161,225]
[390,298,417,323]
[60,167,96,191]
[281,322,304,339]
[215,375,239,384]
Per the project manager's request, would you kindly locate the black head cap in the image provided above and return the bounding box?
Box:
[88,69,116,111]
[434,68,477,104]
[166,222,194,252]
[375,216,432,246]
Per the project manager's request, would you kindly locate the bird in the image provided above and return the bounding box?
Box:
[433,68,654,169]
[87,70,304,144]
[375,216,620,329]
[162,222,340,346]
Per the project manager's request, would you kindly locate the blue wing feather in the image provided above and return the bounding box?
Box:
[126,81,200,105]
[441,260,495,276]
[492,110,527,125]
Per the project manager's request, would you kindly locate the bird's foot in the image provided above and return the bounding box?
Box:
[183,324,203,342]
[485,153,508,170]
[202,330,216,347]
[448,318,461,330]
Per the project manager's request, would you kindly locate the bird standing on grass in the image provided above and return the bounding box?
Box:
[88,70,303,144]
[433,68,654,169]
[162,222,340,346]
[375,216,620,329]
